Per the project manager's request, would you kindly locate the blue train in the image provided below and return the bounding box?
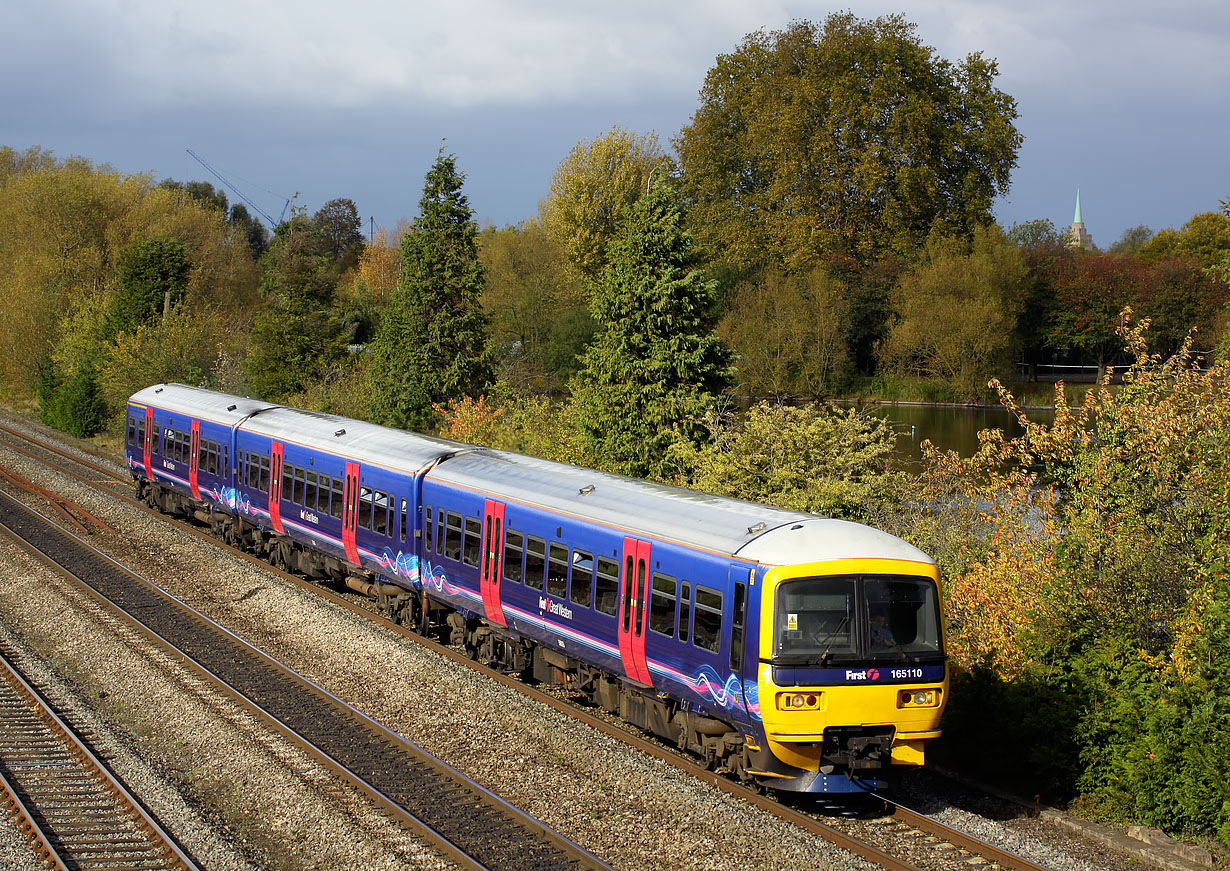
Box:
[126,383,949,794]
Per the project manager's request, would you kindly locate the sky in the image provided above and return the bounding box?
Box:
[4,0,1229,247]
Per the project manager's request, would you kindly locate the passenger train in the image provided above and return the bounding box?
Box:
[125,383,949,794]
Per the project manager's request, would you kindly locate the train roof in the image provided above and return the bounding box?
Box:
[428,450,932,568]
[129,384,276,426]
[240,406,469,472]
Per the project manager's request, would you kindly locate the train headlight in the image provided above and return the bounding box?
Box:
[898,689,939,708]
[776,692,821,711]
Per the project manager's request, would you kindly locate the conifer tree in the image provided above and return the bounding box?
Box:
[571,181,733,479]
[369,152,493,431]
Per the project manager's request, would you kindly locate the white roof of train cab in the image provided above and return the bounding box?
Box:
[427,449,933,568]
[129,384,276,427]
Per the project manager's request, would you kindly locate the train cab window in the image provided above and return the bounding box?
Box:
[358,487,374,529]
[374,491,390,537]
[330,477,343,519]
[730,580,748,671]
[524,536,546,591]
[546,544,568,597]
[595,557,619,616]
[444,512,462,561]
[679,582,691,643]
[570,550,594,608]
[425,507,434,552]
[462,516,481,566]
[649,573,677,636]
[693,586,723,653]
[503,529,523,582]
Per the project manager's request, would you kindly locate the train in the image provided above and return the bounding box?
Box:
[125,383,949,794]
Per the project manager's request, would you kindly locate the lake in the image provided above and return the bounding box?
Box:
[858,403,1056,464]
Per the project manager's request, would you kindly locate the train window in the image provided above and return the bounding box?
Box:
[546,544,568,597]
[524,536,546,591]
[137,418,146,449]
[693,586,723,653]
[444,512,462,561]
[290,467,303,504]
[151,424,160,454]
[330,477,343,519]
[679,582,691,643]
[730,580,748,672]
[127,416,135,445]
[503,529,523,582]
[258,455,270,492]
[374,491,390,537]
[570,550,594,607]
[358,487,374,529]
[649,573,677,637]
[282,463,294,501]
[303,470,317,509]
[462,516,481,566]
[400,499,408,544]
[595,557,619,616]
[425,506,434,552]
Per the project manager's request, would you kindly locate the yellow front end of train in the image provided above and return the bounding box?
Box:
[753,557,948,793]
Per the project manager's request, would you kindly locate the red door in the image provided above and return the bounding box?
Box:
[617,537,653,686]
[142,407,154,479]
[189,421,201,499]
[269,442,284,534]
[480,499,507,626]
[342,461,360,565]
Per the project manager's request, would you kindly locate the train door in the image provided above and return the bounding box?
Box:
[142,407,154,479]
[480,499,507,627]
[268,442,284,534]
[342,461,360,565]
[618,537,653,686]
[189,421,201,500]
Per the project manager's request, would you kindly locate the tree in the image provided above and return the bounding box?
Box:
[1139,211,1230,271]
[542,127,667,278]
[675,14,1021,270]
[243,214,349,401]
[718,266,850,399]
[1108,224,1154,256]
[110,238,190,336]
[228,203,269,261]
[1047,253,1149,376]
[368,152,493,431]
[879,225,1026,399]
[570,181,733,479]
[479,219,586,390]
[313,197,365,273]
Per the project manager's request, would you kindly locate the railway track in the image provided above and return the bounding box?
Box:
[0,417,1058,871]
[0,639,200,871]
[0,483,611,871]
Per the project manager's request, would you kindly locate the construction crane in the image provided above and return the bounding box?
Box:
[185,149,290,227]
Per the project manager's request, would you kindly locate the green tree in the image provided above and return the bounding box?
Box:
[479,219,586,390]
[669,402,900,519]
[1139,210,1230,271]
[675,14,1021,270]
[542,127,667,279]
[879,225,1026,399]
[1108,224,1154,256]
[369,152,493,431]
[109,238,190,336]
[571,181,733,479]
[313,197,365,273]
[243,214,348,401]
[718,266,850,399]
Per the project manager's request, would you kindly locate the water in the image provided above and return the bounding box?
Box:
[861,404,1055,464]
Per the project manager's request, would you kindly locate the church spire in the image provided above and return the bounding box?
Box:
[1069,189,1093,250]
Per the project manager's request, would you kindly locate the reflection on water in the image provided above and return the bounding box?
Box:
[860,404,1056,464]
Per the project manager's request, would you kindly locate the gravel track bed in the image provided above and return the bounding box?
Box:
[0,414,1166,871]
